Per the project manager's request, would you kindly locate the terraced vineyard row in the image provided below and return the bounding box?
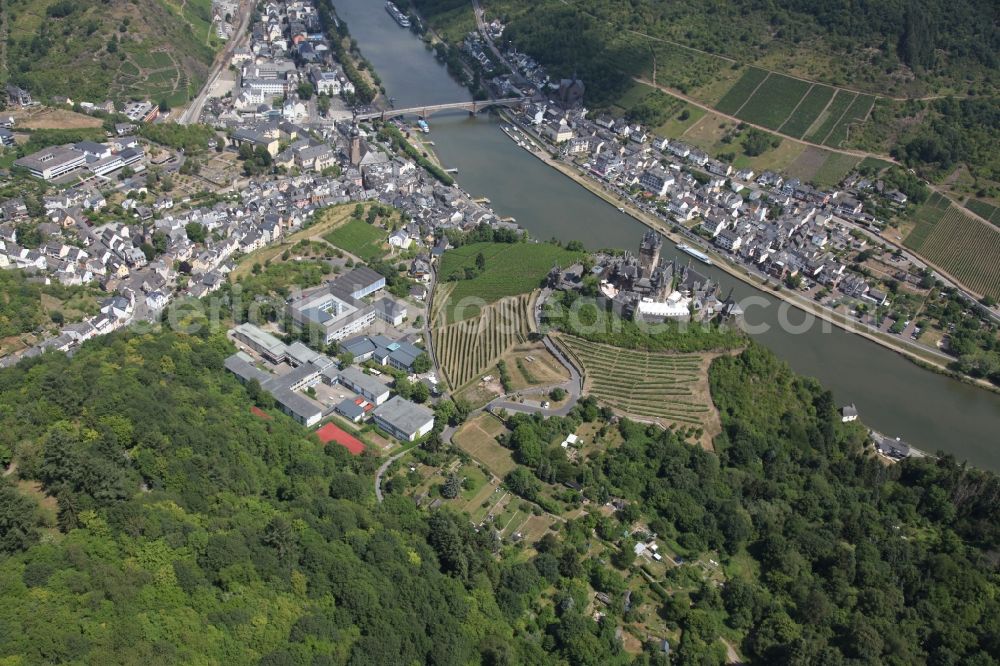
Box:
[434,293,535,389]
[558,336,711,426]
[714,67,874,147]
[911,207,1000,300]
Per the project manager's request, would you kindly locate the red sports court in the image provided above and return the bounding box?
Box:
[315,422,365,455]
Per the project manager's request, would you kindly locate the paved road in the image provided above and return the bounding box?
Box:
[179,0,253,125]
[374,446,413,502]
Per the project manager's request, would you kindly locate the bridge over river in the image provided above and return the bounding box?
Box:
[355,97,524,121]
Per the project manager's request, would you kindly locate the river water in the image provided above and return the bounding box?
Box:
[332,0,1000,469]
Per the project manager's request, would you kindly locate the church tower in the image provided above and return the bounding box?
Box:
[349,123,362,166]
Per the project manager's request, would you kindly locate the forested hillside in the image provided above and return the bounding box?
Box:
[483,0,998,100]
[0,330,530,664]
[489,343,1000,663]
[2,0,219,105]
[0,324,995,664]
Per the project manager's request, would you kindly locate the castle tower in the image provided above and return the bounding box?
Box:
[638,230,662,278]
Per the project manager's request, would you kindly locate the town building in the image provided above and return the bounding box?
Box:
[333,366,391,405]
[14,146,87,180]
[371,395,434,441]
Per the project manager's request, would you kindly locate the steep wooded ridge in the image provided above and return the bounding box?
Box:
[0,326,996,664]
[477,0,998,102]
[2,0,218,105]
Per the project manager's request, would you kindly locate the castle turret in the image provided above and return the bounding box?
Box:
[638,229,662,278]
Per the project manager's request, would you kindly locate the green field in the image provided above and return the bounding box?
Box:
[857,156,895,173]
[812,153,860,187]
[437,242,583,324]
[453,414,515,476]
[905,192,951,249]
[558,335,713,428]
[734,73,811,129]
[778,85,835,138]
[715,68,769,115]
[323,219,386,261]
[803,90,856,143]
[824,94,875,147]
[905,202,1000,300]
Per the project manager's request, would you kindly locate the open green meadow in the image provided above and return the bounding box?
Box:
[322,219,386,261]
[453,414,515,477]
[437,242,583,324]
[812,152,860,187]
[857,156,895,173]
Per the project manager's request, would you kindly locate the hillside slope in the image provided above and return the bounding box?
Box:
[480,0,998,102]
[2,0,220,106]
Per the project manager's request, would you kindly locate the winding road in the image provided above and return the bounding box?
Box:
[178,0,253,125]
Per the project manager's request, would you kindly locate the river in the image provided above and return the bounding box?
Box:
[331,0,1000,470]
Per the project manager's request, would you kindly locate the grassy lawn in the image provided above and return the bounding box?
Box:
[857,156,894,173]
[812,152,860,188]
[438,242,582,323]
[323,218,387,261]
[458,464,489,501]
[654,103,706,138]
[453,414,515,477]
[731,135,806,173]
[681,112,805,176]
[502,341,571,390]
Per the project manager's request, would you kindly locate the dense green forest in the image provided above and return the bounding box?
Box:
[0,322,994,663]
[891,97,1000,185]
[0,330,538,664]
